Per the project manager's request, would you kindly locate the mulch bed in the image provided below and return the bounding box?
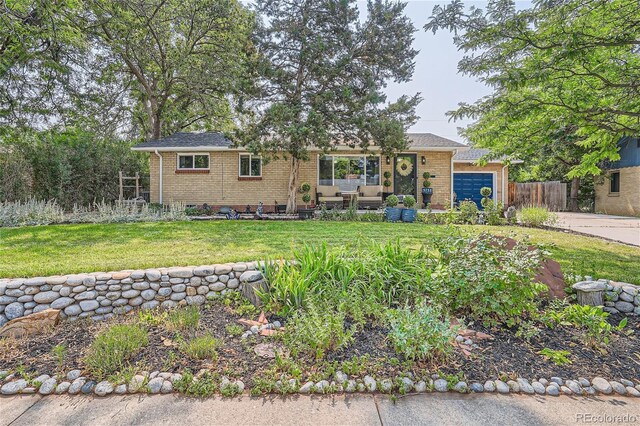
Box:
[2,302,639,387]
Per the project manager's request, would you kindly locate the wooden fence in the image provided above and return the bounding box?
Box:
[508,181,567,211]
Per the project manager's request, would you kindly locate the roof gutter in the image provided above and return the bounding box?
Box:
[501,164,508,205]
[451,150,456,209]
[154,150,163,205]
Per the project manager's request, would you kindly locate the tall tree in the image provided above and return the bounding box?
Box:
[0,0,84,128]
[426,0,640,193]
[241,0,420,213]
[86,0,255,140]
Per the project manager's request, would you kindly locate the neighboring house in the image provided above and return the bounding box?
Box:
[595,137,640,216]
[132,132,513,211]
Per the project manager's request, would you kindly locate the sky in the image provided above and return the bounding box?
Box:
[380,1,492,142]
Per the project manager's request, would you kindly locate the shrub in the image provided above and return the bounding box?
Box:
[458,200,478,224]
[359,212,384,222]
[387,304,456,361]
[225,324,245,337]
[179,334,219,360]
[483,200,505,226]
[283,300,355,360]
[402,195,416,209]
[518,206,558,227]
[0,199,65,227]
[429,234,547,327]
[385,194,399,207]
[85,324,148,379]
[165,306,200,332]
[544,303,626,345]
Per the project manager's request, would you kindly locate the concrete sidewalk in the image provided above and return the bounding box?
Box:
[3,393,640,426]
[555,212,640,246]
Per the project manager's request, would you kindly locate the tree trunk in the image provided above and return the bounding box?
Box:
[569,176,580,212]
[286,157,300,214]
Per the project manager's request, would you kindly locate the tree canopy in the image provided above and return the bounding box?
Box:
[241,0,421,212]
[426,0,640,179]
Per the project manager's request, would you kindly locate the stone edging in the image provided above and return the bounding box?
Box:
[1,369,639,398]
[0,263,265,327]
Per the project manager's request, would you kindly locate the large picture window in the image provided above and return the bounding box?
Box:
[239,154,261,177]
[318,155,380,192]
[177,153,209,170]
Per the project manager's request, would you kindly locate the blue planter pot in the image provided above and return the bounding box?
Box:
[384,207,402,222]
[401,208,417,223]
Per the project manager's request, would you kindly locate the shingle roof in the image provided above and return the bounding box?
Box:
[407,133,467,149]
[453,148,523,164]
[132,131,467,151]
[132,132,232,150]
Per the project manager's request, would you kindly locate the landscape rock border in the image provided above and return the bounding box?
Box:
[0,263,265,328]
[1,369,639,398]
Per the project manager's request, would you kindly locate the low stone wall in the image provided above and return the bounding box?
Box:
[603,280,640,315]
[0,263,265,326]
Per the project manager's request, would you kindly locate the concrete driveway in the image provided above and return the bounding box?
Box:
[2,394,640,426]
[555,212,640,246]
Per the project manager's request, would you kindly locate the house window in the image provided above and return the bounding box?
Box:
[318,155,380,192]
[239,154,261,177]
[177,153,209,170]
[610,171,620,193]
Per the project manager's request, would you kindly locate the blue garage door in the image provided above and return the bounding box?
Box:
[453,173,494,209]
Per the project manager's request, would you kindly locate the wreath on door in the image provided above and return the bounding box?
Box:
[396,158,413,177]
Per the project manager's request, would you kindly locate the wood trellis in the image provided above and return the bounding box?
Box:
[119,171,141,202]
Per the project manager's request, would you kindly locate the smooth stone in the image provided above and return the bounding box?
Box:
[142,301,160,310]
[122,290,140,299]
[299,382,314,393]
[133,282,150,291]
[495,380,510,394]
[565,380,583,395]
[550,377,563,385]
[538,378,549,386]
[1,379,28,395]
[610,381,627,395]
[615,301,634,313]
[141,289,156,300]
[314,380,330,393]
[578,377,590,387]
[68,378,86,395]
[51,297,74,309]
[226,279,239,289]
[453,381,467,393]
[168,268,193,278]
[5,302,25,320]
[469,382,484,393]
[507,380,520,393]
[147,377,164,394]
[146,270,162,281]
[434,379,448,392]
[114,384,127,394]
[483,381,496,392]
[55,382,71,394]
[517,379,535,394]
[620,379,634,387]
[532,381,546,394]
[214,265,233,275]
[79,300,99,311]
[627,387,640,397]
[209,282,226,292]
[546,385,559,396]
[364,376,377,392]
[414,381,428,392]
[81,380,96,394]
[129,375,146,393]
[67,370,82,380]
[592,377,613,394]
[239,270,262,282]
[64,305,82,316]
[335,371,348,384]
[186,295,205,306]
[560,386,572,395]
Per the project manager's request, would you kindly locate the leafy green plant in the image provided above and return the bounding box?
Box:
[179,334,219,360]
[225,324,245,337]
[429,234,547,327]
[484,200,505,226]
[165,306,200,332]
[402,195,416,209]
[283,300,355,360]
[538,348,572,365]
[422,171,431,188]
[51,344,67,371]
[458,200,479,224]
[544,303,626,345]
[359,212,384,222]
[386,304,457,361]
[299,182,312,208]
[383,171,392,190]
[137,309,167,327]
[174,370,218,397]
[385,194,399,207]
[85,324,148,379]
[518,206,558,227]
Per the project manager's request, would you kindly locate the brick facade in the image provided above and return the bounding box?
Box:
[149,149,456,209]
[595,166,640,216]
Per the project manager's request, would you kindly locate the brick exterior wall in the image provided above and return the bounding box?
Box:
[595,166,640,216]
[149,150,457,209]
[452,162,510,205]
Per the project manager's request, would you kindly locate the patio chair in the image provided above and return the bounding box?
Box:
[357,185,383,209]
[316,185,343,209]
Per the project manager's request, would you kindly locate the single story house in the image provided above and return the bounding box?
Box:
[132,132,514,211]
[595,137,640,216]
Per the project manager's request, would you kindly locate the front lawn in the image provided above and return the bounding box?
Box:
[0,221,639,282]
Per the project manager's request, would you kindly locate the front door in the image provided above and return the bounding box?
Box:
[393,154,417,198]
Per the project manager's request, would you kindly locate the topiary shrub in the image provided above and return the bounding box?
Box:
[402,195,416,209]
[385,194,399,207]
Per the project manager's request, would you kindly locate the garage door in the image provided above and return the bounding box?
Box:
[453,173,494,209]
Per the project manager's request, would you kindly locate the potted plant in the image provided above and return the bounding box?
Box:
[382,171,392,202]
[298,182,314,219]
[401,195,417,222]
[384,194,402,222]
[421,171,433,207]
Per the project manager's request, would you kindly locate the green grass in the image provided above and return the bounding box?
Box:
[0,220,638,283]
